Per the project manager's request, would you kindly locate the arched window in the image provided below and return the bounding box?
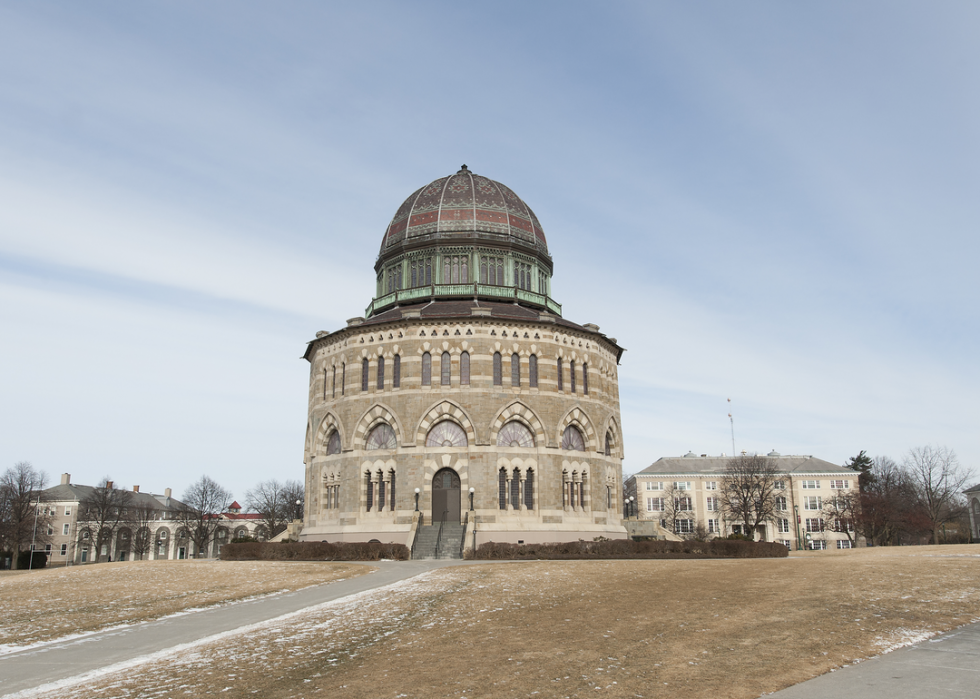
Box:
[511,353,520,387]
[461,257,468,283]
[497,421,534,448]
[378,477,386,511]
[341,363,345,395]
[422,352,431,386]
[570,360,576,393]
[529,355,538,388]
[327,431,341,455]
[388,469,396,510]
[460,352,470,385]
[366,471,374,511]
[583,363,589,395]
[365,423,397,450]
[377,356,385,390]
[557,357,563,391]
[332,366,336,398]
[322,368,326,400]
[604,431,612,457]
[524,469,534,509]
[393,355,401,388]
[441,351,451,385]
[493,352,502,386]
[498,469,507,510]
[511,468,520,509]
[562,425,586,451]
[425,421,468,448]
[361,358,369,392]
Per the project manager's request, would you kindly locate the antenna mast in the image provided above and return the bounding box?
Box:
[727,398,736,458]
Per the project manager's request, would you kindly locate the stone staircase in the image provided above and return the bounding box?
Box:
[412,522,465,560]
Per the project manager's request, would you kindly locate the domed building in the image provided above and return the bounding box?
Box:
[300,166,626,554]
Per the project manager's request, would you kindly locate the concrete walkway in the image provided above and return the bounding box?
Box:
[765,621,980,698]
[0,560,469,697]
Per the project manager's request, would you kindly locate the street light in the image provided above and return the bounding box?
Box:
[469,487,475,511]
[629,495,635,519]
[414,488,420,512]
[29,498,41,571]
[295,499,302,521]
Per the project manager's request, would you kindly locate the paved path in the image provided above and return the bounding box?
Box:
[766,621,980,698]
[0,560,470,697]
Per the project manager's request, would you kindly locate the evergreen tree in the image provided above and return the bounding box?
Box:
[846,450,875,492]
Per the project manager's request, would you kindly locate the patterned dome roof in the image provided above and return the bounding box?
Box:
[382,166,547,253]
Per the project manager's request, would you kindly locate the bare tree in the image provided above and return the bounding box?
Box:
[128,500,158,560]
[78,478,133,563]
[904,445,972,545]
[719,455,780,540]
[0,463,51,569]
[822,491,860,546]
[178,476,231,558]
[661,481,695,538]
[246,479,304,540]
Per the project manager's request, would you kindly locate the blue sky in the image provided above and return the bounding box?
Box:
[1,2,977,500]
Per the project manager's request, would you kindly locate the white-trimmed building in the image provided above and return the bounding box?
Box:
[965,483,980,541]
[40,474,264,564]
[625,452,863,550]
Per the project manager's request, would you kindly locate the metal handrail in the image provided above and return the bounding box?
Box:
[410,512,424,559]
[460,511,469,559]
[434,510,449,558]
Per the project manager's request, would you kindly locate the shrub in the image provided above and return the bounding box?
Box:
[464,538,787,560]
[17,550,48,569]
[221,541,410,562]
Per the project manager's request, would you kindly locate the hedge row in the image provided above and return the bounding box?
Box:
[221,541,410,562]
[464,538,789,560]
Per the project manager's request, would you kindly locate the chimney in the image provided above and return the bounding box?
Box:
[133,485,140,493]
[61,473,71,485]
[106,480,113,490]
[165,488,172,498]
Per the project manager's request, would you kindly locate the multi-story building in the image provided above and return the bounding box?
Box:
[41,474,263,564]
[625,452,863,550]
[965,483,980,541]
[300,166,627,551]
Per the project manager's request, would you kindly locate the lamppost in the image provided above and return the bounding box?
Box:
[629,495,635,519]
[469,487,475,511]
[794,504,803,551]
[414,488,420,512]
[28,498,41,571]
[295,499,302,521]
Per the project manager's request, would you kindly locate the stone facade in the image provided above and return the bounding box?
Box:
[300,168,627,548]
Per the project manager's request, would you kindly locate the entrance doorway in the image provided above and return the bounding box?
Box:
[431,468,461,523]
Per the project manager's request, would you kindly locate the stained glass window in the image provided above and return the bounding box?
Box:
[497,421,534,448]
[562,425,585,451]
[366,423,397,450]
[425,421,467,448]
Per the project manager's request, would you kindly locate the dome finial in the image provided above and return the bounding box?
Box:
[458,164,469,173]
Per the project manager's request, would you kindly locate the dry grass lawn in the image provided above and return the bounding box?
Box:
[22,545,980,699]
[0,559,371,649]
